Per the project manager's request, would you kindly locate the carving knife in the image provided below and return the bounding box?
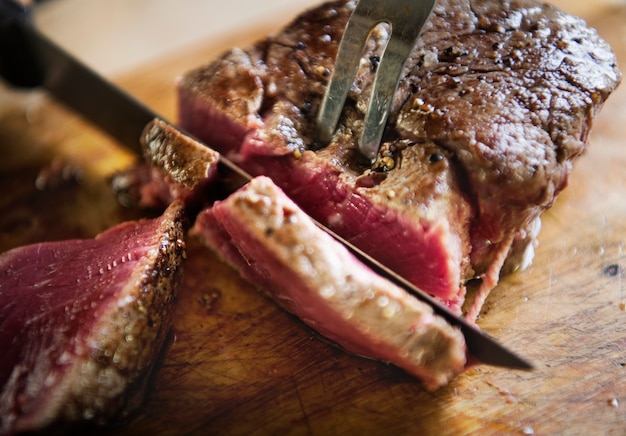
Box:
[0,0,533,370]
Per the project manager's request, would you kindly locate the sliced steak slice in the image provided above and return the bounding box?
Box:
[112,118,220,211]
[0,201,187,434]
[177,0,621,317]
[193,176,467,390]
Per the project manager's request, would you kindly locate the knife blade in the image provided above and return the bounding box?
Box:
[0,1,532,371]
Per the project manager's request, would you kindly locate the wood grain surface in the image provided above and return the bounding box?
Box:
[1,1,625,434]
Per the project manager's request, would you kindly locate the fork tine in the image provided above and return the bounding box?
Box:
[315,0,437,162]
[360,1,436,160]
[315,11,372,145]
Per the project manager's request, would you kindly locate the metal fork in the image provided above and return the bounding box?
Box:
[315,0,437,162]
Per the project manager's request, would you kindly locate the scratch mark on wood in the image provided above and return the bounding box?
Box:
[541,267,554,323]
[619,242,623,304]
[291,376,313,433]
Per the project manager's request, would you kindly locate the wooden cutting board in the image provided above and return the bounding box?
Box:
[1,1,625,434]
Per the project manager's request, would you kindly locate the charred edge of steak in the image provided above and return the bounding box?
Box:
[0,201,187,434]
[60,202,188,427]
[193,176,467,390]
[141,119,219,191]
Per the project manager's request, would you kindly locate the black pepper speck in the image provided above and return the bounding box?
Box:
[429,152,445,163]
[603,264,620,277]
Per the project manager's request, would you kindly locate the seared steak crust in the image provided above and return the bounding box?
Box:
[178,0,620,314]
[112,119,220,211]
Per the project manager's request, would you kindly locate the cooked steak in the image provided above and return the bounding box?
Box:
[118,119,467,388]
[112,118,220,211]
[0,202,187,434]
[177,0,621,317]
[193,176,467,389]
